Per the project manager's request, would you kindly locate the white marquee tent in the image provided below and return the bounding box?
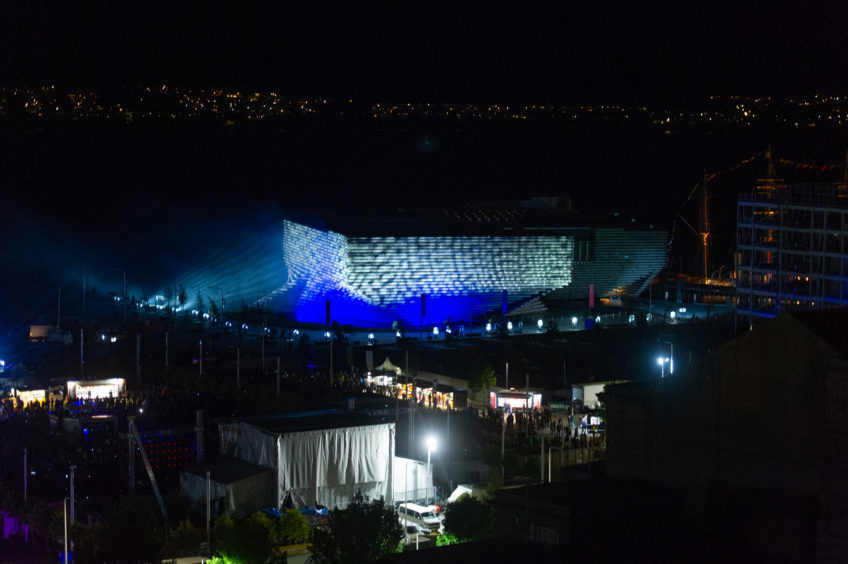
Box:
[218,413,398,511]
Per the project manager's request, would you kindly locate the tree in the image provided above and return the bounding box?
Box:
[196,290,205,314]
[309,493,403,563]
[279,508,310,545]
[213,511,279,564]
[96,495,165,563]
[178,285,187,315]
[467,355,496,392]
[443,494,494,541]
[166,519,204,558]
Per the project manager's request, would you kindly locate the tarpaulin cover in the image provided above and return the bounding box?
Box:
[180,459,276,519]
[218,419,396,511]
[218,420,277,468]
[392,456,430,502]
[277,423,394,510]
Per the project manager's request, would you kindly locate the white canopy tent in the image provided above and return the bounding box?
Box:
[219,414,396,511]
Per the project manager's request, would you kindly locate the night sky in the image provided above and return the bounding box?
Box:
[3,3,848,338]
[2,3,847,100]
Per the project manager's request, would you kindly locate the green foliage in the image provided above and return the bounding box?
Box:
[167,519,204,557]
[444,495,494,541]
[279,508,310,544]
[212,514,238,560]
[467,355,496,392]
[486,467,504,498]
[213,511,278,564]
[309,493,403,563]
[70,522,104,564]
[70,495,165,564]
[436,532,463,546]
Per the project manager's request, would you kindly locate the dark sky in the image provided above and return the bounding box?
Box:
[2,2,848,101]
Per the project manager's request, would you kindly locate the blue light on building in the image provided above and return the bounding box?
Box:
[280,219,575,328]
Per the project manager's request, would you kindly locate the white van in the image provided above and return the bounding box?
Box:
[397,502,441,534]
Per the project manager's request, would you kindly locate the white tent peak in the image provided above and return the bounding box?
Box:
[375,357,402,374]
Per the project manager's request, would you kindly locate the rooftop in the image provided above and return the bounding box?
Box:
[235,408,395,435]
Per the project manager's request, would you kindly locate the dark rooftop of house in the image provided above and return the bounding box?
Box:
[234,408,395,435]
[183,457,272,484]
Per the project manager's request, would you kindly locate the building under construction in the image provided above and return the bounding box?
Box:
[737,179,848,324]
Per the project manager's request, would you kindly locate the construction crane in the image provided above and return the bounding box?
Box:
[128,416,168,520]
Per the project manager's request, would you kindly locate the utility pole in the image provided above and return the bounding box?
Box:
[407,348,414,459]
[69,465,75,525]
[206,470,211,548]
[195,410,204,463]
[128,432,135,492]
[136,334,141,387]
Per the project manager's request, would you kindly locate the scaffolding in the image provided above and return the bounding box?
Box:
[737,182,848,327]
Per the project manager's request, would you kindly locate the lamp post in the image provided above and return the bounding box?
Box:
[663,341,674,375]
[548,446,564,483]
[657,357,670,378]
[425,436,437,506]
[63,497,70,564]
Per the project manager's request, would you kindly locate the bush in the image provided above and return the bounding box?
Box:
[279,508,310,544]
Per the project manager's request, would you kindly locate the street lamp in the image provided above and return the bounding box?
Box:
[657,357,670,378]
[425,436,437,506]
[63,497,70,563]
[662,341,674,375]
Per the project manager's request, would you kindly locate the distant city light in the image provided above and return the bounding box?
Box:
[571,316,578,326]
[368,333,375,340]
[507,321,513,331]
[486,323,492,332]
[537,319,543,329]
[433,326,439,336]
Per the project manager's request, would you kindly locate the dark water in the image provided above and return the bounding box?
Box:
[1,118,846,323]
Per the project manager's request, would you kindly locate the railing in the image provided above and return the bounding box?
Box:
[740,183,848,208]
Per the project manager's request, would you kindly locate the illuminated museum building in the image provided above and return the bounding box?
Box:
[277,199,667,329]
